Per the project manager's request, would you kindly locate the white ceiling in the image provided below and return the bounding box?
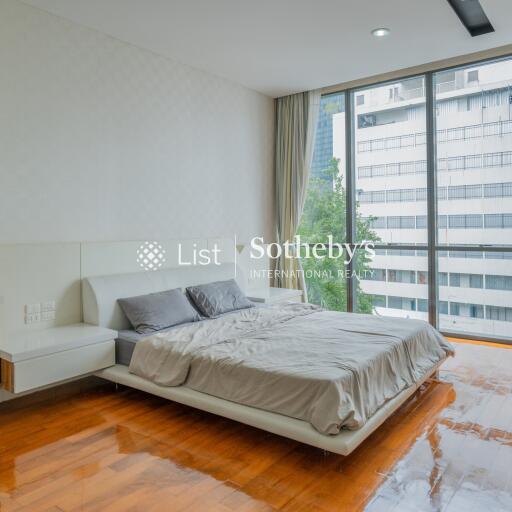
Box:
[22,0,512,97]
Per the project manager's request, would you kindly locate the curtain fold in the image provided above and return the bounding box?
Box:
[274,90,321,298]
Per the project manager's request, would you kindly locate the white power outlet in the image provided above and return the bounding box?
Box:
[41,301,56,312]
[25,312,41,324]
[41,310,56,321]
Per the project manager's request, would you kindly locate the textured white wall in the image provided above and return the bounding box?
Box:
[0,0,274,243]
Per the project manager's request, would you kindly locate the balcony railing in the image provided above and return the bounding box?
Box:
[358,183,512,204]
[358,160,427,178]
[436,81,457,94]
[358,119,512,153]
[358,150,512,178]
[364,214,512,230]
[437,151,512,171]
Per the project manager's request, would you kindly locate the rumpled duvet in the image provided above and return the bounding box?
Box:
[129,303,454,434]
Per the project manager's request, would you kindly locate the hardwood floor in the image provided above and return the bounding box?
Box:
[0,340,511,512]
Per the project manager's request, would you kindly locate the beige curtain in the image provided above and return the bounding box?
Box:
[274,90,321,297]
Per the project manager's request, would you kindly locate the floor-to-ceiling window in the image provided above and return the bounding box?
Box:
[434,59,512,339]
[299,55,512,342]
[353,77,429,319]
[298,92,349,311]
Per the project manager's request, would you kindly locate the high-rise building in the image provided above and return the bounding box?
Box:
[311,94,344,180]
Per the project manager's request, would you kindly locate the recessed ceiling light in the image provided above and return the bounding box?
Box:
[371,27,390,37]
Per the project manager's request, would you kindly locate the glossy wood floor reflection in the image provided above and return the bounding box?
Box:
[1,340,511,512]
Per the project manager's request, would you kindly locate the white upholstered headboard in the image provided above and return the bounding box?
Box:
[82,262,246,330]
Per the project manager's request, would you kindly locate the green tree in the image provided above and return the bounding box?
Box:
[297,158,380,313]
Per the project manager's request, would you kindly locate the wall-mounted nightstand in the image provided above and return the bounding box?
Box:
[0,324,117,395]
[247,287,303,305]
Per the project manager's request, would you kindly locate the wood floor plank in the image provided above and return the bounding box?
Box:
[0,340,511,511]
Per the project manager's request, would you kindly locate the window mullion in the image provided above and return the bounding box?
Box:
[345,92,356,312]
[426,72,438,328]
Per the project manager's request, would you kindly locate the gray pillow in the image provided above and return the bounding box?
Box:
[186,279,253,317]
[118,288,200,334]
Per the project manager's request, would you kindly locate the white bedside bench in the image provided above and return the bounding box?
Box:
[0,324,117,395]
[247,287,303,305]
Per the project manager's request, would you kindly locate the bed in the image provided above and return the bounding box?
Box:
[84,262,453,455]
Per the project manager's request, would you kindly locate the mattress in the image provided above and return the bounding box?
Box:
[116,325,190,366]
[116,331,144,366]
[115,311,245,365]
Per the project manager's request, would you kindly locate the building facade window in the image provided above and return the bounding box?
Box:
[449,273,484,288]
[372,295,386,308]
[417,299,428,312]
[448,184,482,199]
[388,296,417,311]
[467,70,479,83]
[388,270,416,284]
[484,214,512,228]
[450,302,484,319]
[365,268,386,281]
[439,301,449,315]
[417,271,428,285]
[439,273,448,286]
[486,306,512,322]
[484,182,512,197]
[485,275,512,291]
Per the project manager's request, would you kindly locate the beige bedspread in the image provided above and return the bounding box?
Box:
[129,303,454,434]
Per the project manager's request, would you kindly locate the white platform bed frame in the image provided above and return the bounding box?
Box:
[84,263,446,456]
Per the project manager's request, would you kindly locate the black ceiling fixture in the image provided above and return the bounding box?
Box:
[446,0,495,37]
